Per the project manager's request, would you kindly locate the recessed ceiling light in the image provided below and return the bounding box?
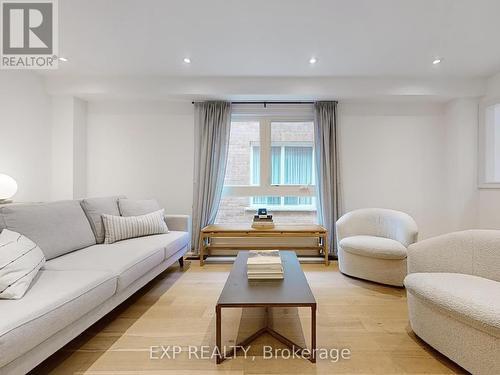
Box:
[58,57,68,62]
[309,57,317,64]
[183,57,191,64]
[432,58,442,65]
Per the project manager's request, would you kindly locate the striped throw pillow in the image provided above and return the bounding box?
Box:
[102,209,169,244]
[0,229,46,299]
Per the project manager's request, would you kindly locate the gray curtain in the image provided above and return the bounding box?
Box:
[192,101,232,254]
[314,101,341,255]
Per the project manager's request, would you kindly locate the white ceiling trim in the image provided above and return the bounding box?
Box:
[43,76,486,102]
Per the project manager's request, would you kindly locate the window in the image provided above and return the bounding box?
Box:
[251,145,314,207]
[479,103,500,186]
[215,105,317,224]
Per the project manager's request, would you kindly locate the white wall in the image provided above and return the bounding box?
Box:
[51,96,88,200]
[51,96,76,200]
[339,102,450,239]
[478,72,500,229]
[443,98,479,231]
[86,100,194,215]
[73,97,88,199]
[0,71,51,202]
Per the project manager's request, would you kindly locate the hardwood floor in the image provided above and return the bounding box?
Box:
[33,261,466,374]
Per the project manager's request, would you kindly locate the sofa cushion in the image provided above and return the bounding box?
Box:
[43,232,187,292]
[80,196,124,244]
[405,272,500,338]
[0,269,116,368]
[0,201,96,260]
[119,198,161,216]
[339,235,407,260]
[163,231,190,258]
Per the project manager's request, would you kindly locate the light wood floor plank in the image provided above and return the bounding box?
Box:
[33,261,467,374]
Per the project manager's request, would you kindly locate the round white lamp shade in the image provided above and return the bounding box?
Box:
[0,174,18,200]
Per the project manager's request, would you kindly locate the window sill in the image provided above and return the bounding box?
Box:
[244,206,317,213]
[478,183,500,189]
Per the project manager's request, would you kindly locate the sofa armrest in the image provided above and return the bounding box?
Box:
[165,215,191,233]
[335,213,353,244]
[408,230,500,281]
[407,230,476,275]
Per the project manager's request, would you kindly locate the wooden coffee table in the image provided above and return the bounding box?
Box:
[215,251,317,364]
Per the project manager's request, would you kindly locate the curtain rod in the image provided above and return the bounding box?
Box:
[191,100,316,105]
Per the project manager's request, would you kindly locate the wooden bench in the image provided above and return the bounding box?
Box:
[199,224,329,266]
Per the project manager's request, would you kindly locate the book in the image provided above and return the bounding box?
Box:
[248,273,284,280]
[247,263,283,270]
[247,268,283,274]
[257,214,273,219]
[252,213,274,229]
[247,250,283,279]
[247,250,281,263]
[247,270,283,277]
[253,215,273,221]
[252,222,275,229]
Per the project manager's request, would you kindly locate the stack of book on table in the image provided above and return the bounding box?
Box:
[247,250,283,280]
[252,213,274,229]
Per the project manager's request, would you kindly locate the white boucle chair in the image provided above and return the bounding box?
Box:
[335,208,418,286]
[405,230,500,375]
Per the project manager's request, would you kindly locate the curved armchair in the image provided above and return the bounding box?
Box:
[405,230,500,374]
[336,208,418,286]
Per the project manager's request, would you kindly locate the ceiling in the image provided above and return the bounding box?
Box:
[48,0,500,78]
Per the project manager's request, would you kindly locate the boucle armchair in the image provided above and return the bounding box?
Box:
[336,208,418,286]
[405,230,500,375]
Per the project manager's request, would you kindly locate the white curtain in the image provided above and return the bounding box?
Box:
[314,101,341,255]
[284,146,313,205]
[192,101,232,254]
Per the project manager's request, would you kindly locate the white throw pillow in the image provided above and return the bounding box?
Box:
[102,209,169,244]
[0,229,46,299]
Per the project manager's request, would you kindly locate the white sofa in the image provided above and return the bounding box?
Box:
[0,199,191,375]
[336,208,418,286]
[405,230,500,374]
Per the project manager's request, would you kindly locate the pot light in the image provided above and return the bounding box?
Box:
[58,57,68,62]
[183,57,191,64]
[432,58,442,65]
[309,57,317,64]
